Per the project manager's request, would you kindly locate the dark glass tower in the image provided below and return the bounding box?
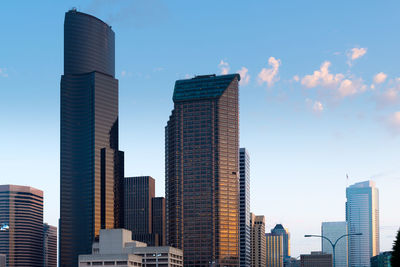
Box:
[152,197,166,246]
[60,9,123,267]
[0,185,44,267]
[166,74,240,266]
[239,148,251,267]
[124,176,155,237]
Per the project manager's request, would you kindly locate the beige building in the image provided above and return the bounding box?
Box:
[250,213,266,267]
[266,234,283,267]
[79,229,183,267]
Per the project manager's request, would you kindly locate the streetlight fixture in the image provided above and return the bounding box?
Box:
[304,232,362,267]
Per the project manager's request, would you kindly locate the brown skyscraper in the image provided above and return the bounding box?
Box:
[0,185,43,267]
[166,74,240,266]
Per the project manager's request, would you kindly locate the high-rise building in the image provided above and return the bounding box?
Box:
[43,223,57,267]
[271,224,290,260]
[165,74,240,266]
[321,221,348,267]
[124,177,155,236]
[152,197,166,246]
[0,254,5,267]
[60,9,124,267]
[346,180,379,267]
[239,148,251,267]
[251,213,266,267]
[266,233,283,267]
[0,185,44,267]
[300,252,332,267]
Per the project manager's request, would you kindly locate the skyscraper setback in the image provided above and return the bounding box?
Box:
[60,9,123,267]
[165,74,240,266]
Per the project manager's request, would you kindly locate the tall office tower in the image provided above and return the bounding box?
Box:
[165,74,240,266]
[271,224,290,260]
[250,213,266,267]
[0,185,43,267]
[124,176,156,245]
[321,221,348,267]
[239,148,251,267]
[346,180,379,267]
[0,255,5,267]
[152,197,166,246]
[266,233,283,267]
[60,9,124,267]
[43,223,57,267]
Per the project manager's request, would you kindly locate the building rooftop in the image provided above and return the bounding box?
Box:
[348,180,376,189]
[173,73,240,102]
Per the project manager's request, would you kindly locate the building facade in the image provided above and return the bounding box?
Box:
[0,185,44,267]
[300,252,332,267]
[152,197,166,246]
[79,229,183,267]
[60,9,124,267]
[165,74,240,266]
[43,223,57,267]
[251,213,266,267]
[370,251,392,267]
[239,148,251,267]
[271,224,290,260]
[346,181,379,267]
[321,221,348,267]
[266,233,283,267]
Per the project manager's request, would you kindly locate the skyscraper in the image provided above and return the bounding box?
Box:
[239,148,251,267]
[266,233,283,267]
[346,180,379,267]
[152,197,166,246]
[321,221,348,267]
[60,9,124,267]
[271,224,290,260]
[251,213,266,267]
[0,185,43,267]
[165,74,240,266]
[43,223,57,267]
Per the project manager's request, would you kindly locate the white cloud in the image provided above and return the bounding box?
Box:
[301,61,344,88]
[387,111,400,135]
[305,98,324,114]
[0,68,8,77]
[218,60,230,75]
[293,75,300,82]
[258,57,281,87]
[350,47,367,60]
[237,67,250,86]
[121,70,127,77]
[338,79,358,97]
[373,72,387,84]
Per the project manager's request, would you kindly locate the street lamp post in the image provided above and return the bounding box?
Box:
[304,233,362,267]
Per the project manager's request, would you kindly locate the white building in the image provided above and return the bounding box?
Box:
[79,229,183,267]
[321,221,348,267]
[346,180,379,267]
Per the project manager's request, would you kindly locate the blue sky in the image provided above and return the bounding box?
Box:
[1,0,399,256]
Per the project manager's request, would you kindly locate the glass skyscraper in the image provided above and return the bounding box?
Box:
[321,221,348,267]
[0,185,44,267]
[165,74,240,266]
[60,9,124,267]
[239,148,251,267]
[346,180,379,267]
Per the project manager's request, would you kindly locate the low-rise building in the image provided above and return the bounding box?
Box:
[371,251,392,267]
[300,251,332,267]
[79,229,183,267]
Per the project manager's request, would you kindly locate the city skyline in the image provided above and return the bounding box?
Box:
[1,1,400,257]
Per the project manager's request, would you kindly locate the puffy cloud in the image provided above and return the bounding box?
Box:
[373,72,387,84]
[293,75,300,82]
[121,70,127,77]
[306,98,324,114]
[338,79,358,97]
[237,67,250,86]
[350,47,367,60]
[0,68,8,77]
[386,111,400,135]
[258,57,281,87]
[375,80,400,107]
[301,61,344,88]
[218,60,230,75]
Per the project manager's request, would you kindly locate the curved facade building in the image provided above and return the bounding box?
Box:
[0,185,43,267]
[60,9,123,267]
